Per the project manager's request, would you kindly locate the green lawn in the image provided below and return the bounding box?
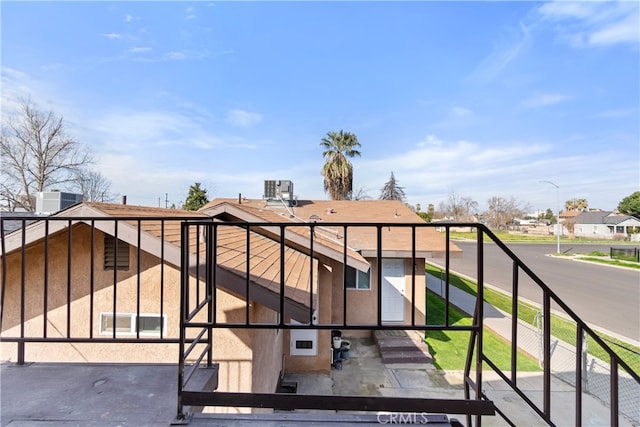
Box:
[560,250,640,269]
[445,230,635,246]
[425,291,540,371]
[425,264,640,375]
[578,256,640,269]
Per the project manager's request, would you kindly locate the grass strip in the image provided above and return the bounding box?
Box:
[445,230,638,245]
[578,257,640,269]
[425,263,640,375]
[425,291,540,371]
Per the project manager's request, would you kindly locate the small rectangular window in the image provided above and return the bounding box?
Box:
[100,313,166,336]
[137,316,162,334]
[104,235,130,270]
[101,314,132,333]
[345,266,370,290]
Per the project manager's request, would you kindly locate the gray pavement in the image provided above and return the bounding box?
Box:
[425,273,639,426]
[430,241,640,342]
[2,279,638,426]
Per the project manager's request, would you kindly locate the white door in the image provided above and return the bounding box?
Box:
[381,258,405,322]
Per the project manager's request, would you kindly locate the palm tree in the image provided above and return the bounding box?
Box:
[565,198,589,212]
[320,130,361,200]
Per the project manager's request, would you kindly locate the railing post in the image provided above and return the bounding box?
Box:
[176,221,189,422]
[611,358,619,427]
[575,325,583,427]
[206,222,213,368]
[17,341,25,365]
[476,226,484,427]
[445,225,450,326]
[543,290,551,420]
[511,262,518,385]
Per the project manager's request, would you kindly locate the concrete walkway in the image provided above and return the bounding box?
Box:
[426,273,639,426]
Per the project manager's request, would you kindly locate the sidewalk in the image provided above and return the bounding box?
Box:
[426,273,639,425]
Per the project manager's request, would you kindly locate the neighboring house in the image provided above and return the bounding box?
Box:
[572,211,640,241]
[0,198,458,411]
[0,211,45,235]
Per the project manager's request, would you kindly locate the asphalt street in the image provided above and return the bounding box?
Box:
[427,242,640,344]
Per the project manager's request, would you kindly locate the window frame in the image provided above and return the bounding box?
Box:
[345,265,371,290]
[99,312,167,336]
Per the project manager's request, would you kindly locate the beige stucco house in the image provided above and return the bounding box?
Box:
[0,198,458,409]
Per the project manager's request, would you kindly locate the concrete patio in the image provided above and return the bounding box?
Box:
[2,334,631,426]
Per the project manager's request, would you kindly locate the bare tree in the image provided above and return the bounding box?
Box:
[74,169,115,203]
[438,191,478,221]
[1,100,93,211]
[485,196,530,230]
[352,186,371,200]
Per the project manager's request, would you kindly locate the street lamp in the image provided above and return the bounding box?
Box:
[541,180,560,254]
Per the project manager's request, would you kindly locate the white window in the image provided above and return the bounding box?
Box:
[100,313,166,336]
[345,266,370,290]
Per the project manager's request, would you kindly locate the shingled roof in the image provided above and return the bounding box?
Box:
[574,211,638,225]
[0,202,317,321]
[201,198,459,258]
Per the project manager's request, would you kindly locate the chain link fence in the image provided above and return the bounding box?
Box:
[530,311,640,424]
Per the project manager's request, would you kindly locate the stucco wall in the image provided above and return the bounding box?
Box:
[0,225,284,405]
[284,263,332,375]
[329,257,426,339]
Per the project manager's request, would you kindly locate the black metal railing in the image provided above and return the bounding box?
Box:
[0,215,204,364]
[176,220,495,423]
[462,227,640,427]
[1,215,638,426]
[177,220,640,426]
[611,247,640,263]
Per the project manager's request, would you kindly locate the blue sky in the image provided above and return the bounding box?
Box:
[2,1,638,212]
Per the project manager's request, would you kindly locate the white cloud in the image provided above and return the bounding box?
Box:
[537,1,639,47]
[160,50,210,61]
[87,110,223,150]
[521,93,568,108]
[470,22,532,81]
[0,67,74,116]
[589,11,639,46]
[450,106,474,117]
[165,52,186,60]
[416,135,443,148]
[538,2,600,21]
[350,133,638,211]
[101,33,122,40]
[128,47,152,54]
[124,14,134,23]
[226,109,263,127]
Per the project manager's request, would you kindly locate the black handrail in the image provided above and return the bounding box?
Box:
[1,215,637,426]
[463,226,640,426]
